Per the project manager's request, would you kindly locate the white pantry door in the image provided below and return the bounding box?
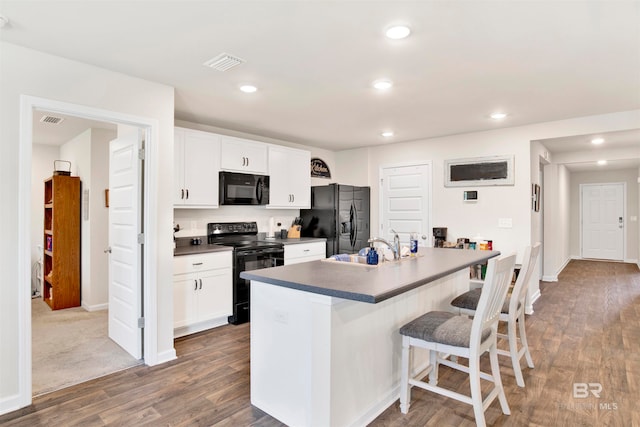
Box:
[108,133,143,359]
[581,183,624,261]
[380,164,431,247]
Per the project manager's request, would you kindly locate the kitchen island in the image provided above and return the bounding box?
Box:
[241,248,499,427]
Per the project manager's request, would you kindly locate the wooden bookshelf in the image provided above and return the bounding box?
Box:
[42,175,81,310]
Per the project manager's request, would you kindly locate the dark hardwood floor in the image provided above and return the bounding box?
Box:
[1,260,638,426]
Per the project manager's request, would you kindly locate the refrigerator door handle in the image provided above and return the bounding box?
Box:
[349,203,356,248]
[352,203,358,249]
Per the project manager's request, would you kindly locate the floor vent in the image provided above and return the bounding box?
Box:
[40,115,65,125]
[203,53,245,71]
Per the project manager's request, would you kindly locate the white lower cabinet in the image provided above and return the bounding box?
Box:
[173,251,232,337]
[284,241,326,265]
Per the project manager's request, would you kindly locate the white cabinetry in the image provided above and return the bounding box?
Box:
[220,135,268,174]
[173,251,232,337]
[268,145,311,209]
[174,127,220,208]
[284,241,326,265]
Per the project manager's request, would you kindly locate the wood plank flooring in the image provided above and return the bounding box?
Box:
[1,260,638,426]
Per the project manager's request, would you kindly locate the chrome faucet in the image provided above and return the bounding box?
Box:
[368,229,401,260]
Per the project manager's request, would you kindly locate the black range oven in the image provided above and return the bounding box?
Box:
[208,222,284,325]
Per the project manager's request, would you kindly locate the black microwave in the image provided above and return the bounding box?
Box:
[219,172,270,205]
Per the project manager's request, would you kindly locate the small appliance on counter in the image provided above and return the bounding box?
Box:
[433,227,447,248]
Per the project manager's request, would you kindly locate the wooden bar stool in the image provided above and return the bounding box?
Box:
[451,243,541,387]
[399,253,517,427]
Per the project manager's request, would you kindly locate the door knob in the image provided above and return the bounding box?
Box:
[104,247,112,253]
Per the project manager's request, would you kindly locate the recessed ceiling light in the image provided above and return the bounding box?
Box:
[591,138,605,145]
[381,131,394,137]
[239,84,257,93]
[373,79,393,90]
[385,25,411,40]
[597,160,607,166]
[490,112,508,120]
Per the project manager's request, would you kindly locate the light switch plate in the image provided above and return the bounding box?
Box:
[498,218,513,228]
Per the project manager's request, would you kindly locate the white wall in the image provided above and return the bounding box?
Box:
[30,145,60,293]
[569,168,639,262]
[0,41,175,414]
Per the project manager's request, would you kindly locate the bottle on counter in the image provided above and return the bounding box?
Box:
[366,244,378,265]
[410,232,418,256]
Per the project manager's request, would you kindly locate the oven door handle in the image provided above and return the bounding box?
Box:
[236,248,284,257]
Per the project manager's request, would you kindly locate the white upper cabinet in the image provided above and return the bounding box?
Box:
[220,136,268,174]
[268,145,311,209]
[174,127,220,208]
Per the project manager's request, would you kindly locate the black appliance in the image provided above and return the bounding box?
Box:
[219,171,269,205]
[300,184,370,257]
[207,221,283,325]
[433,227,447,248]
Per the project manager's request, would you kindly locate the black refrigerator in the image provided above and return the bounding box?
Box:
[300,184,370,257]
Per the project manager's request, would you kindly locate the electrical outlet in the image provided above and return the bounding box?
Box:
[274,310,289,324]
[498,218,513,228]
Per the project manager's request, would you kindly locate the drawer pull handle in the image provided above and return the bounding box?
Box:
[194,280,198,290]
[199,279,203,290]
[192,262,203,266]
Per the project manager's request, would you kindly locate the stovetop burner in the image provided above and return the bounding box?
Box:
[207,221,283,250]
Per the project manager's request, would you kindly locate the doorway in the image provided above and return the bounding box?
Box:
[379,163,432,247]
[19,95,159,406]
[30,113,143,395]
[581,182,625,260]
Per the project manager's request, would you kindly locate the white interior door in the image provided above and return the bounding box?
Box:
[380,164,431,247]
[108,133,142,359]
[581,183,624,261]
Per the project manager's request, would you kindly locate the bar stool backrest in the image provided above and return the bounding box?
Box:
[509,243,541,315]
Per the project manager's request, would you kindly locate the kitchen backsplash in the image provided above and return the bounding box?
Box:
[174,206,299,238]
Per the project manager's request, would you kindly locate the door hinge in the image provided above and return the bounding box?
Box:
[138,233,145,244]
[138,148,145,160]
[138,317,145,328]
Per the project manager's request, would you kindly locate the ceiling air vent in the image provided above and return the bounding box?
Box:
[203,53,246,71]
[40,115,65,125]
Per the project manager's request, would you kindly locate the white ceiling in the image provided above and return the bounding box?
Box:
[2,1,640,156]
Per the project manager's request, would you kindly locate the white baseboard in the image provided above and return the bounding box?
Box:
[542,256,572,282]
[153,349,177,366]
[81,302,108,312]
[173,316,229,339]
[0,393,22,417]
[624,258,638,264]
[526,289,541,315]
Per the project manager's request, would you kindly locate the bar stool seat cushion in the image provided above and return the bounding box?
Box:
[451,289,519,314]
[400,311,491,348]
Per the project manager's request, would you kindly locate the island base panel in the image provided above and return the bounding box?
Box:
[250,269,469,427]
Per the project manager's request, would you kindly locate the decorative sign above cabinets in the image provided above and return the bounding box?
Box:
[310,157,331,178]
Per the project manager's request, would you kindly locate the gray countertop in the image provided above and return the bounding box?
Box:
[268,237,326,245]
[173,244,233,256]
[240,248,500,303]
